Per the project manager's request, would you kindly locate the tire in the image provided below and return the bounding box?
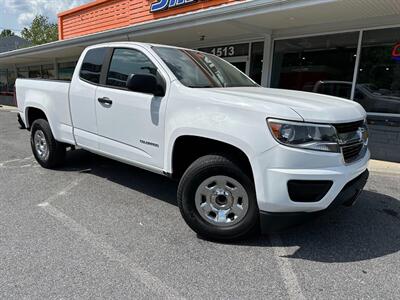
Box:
[178,154,259,241]
[30,119,66,169]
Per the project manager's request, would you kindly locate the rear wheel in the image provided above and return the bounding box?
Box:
[31,119,66,169]
[178,154,259,241]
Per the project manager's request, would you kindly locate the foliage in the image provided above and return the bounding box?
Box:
[21,15,58,46]
[0,29,15,37]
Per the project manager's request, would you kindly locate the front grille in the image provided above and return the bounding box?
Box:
[341,142,364,163]
[333,120,366,163]
[334,120,364,134]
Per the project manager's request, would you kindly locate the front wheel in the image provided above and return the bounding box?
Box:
[177,155,259,241]
[31,119,66,169]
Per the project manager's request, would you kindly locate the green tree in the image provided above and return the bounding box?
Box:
[0,29,15,37]
[21,15,58,46]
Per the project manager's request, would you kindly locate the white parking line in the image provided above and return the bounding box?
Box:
[269,234,306,300]
[0,106,18,113]
[38,176,86,205]
[0,158,21,166]
[0,156,33,167]
[38,179,184,299]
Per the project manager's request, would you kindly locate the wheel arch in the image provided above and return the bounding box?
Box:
[170,134,254,180]
[25,106,48,130]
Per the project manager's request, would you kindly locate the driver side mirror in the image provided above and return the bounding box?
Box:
[126,73,165,97]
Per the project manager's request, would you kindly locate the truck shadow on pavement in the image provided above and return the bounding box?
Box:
[62,149,400,263]
[264,190,400,263]
[63,149,178,205]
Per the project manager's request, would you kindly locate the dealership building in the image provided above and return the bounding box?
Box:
[0,0,399,162]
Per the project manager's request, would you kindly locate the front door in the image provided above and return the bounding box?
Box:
[95,47,167,170]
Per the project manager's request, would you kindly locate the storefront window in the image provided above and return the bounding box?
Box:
[249,42,264,84]
[271,32,359,98]
[28,66,41,78]
[42,64,55,79]
[17,67,29,78]
[0,69,7,94]
[355,27,400,114]
[7,70,16,92]
[17,62,76,81]
[0,69,15,106]
[58,62,76,81]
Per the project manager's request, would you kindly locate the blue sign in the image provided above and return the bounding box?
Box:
[150,0,198,13]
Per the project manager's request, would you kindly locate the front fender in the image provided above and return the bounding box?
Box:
[165,128,256,173]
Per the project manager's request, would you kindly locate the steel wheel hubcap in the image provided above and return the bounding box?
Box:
[195,175,249,226]
[34,130,49,160]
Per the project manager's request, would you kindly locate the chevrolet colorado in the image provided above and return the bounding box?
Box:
[16,42,370,240]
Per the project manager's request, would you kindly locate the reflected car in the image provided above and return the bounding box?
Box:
[313,80,400,114]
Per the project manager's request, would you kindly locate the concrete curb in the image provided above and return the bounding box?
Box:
[369,159,400,175]
[0,105,18,111]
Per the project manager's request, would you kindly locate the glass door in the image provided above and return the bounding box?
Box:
[224,56,249,75]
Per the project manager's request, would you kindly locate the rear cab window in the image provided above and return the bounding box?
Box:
[80,48,108,84]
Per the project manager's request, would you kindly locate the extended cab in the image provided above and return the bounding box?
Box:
[16,42,370,240]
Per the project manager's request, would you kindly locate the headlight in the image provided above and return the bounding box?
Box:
[267,119,340,152]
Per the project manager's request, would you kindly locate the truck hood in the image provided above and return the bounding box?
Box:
[207,87,366,123]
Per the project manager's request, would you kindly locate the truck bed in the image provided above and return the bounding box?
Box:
[16,78,75,145]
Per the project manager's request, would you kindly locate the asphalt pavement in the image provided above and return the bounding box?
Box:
[0,109,399,299]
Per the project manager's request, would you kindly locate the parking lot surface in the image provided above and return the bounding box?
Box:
[1,109,399,299]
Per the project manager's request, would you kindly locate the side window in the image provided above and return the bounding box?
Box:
[106,48,157,88]
[80,48,107,84]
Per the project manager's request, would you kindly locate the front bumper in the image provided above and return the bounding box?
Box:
[259,169,369,233]
[252,143,370,213]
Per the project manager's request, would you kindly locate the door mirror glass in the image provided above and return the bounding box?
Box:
[126,74,165,96]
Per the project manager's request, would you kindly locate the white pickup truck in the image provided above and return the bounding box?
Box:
[16,42,369,240]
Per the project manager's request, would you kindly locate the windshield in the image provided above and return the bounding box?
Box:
[153,46,258,88]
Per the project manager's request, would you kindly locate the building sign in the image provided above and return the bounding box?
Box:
[392,43,400,61]
[150,0,198,12]
[198,43,249,58]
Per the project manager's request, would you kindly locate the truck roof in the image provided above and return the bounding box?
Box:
[85,41,195,53]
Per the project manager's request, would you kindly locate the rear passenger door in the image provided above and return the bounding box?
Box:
[95,47,168,169]
[69,47,110,150]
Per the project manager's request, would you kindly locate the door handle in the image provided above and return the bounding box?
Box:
[98,97,113,106]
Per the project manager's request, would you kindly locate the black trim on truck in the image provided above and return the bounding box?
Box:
[260,169,369,233]
[287,180,333,202]
[17,113,26,129]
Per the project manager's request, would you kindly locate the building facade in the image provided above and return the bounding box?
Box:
[0,0,399,162]
[0,36,31,105]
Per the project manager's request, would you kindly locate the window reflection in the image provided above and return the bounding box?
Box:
[356,28,400,114]
[271,32,359,97]
[58,62,76,81]
[80,48,107,84]
[107,48,157,88]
